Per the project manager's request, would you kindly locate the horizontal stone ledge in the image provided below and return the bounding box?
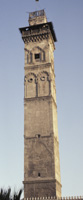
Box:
[24,62,51,69]
[24,134,52,140]
[23,179,56,184]
[24,95,52,101]
[23,179,62,187]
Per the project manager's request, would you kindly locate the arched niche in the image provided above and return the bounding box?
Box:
[37,71,50,97]
[24,73,37,98]
[24,48,32,64]
[31,46,45,63]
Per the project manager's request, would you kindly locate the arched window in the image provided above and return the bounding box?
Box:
[38,72,50,97]
[24,73,37,98]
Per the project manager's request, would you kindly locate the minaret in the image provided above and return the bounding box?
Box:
[19,9,61,198]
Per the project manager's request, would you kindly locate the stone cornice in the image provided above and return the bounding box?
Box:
[23,178,62,187]
[24,95,57,107]
[22,29,55,49]
[24,62,51,70]
[22,33,49,44]
[24,63,55,76]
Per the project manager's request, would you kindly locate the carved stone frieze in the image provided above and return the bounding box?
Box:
[24,71,52,98]
[22,33,49,44]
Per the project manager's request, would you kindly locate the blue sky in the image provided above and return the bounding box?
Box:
[0,0,83,197]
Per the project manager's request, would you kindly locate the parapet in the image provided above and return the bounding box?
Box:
[28,10,47,26]
[23,197,83,200]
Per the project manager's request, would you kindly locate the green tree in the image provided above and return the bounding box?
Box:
[0,188,23,200]
[12,189,23,200]
[0,188,11,200]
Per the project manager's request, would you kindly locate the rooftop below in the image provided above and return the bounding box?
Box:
[22,196,83,200]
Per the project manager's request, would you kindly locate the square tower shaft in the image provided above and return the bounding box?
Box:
[19,10,61,198]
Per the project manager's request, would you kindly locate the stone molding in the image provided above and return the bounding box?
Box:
[24,134,52,140]
[24,95,57,107]
[23,178,62,186]
[24,63,52,70]
[22,33,49,43]
[24,71,51,82]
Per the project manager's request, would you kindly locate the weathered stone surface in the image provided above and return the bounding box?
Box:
[24,180,61,198]
[20,9,61,198]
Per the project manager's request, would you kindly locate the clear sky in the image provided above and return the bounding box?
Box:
[0,0,83,197]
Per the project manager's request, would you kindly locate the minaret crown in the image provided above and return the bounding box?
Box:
[29,9,47,26]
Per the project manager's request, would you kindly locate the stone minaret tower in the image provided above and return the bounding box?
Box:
[19,10,61,199]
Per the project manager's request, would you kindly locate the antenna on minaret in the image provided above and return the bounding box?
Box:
[35,0,40,11]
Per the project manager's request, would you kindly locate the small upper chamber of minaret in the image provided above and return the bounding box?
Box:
[29,9,47,26]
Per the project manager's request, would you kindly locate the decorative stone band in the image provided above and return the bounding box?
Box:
[24,71,51,83]
[24,63,51,69]
[24,95,57,108]
[23,197,83,200]
[22,33,49,43]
